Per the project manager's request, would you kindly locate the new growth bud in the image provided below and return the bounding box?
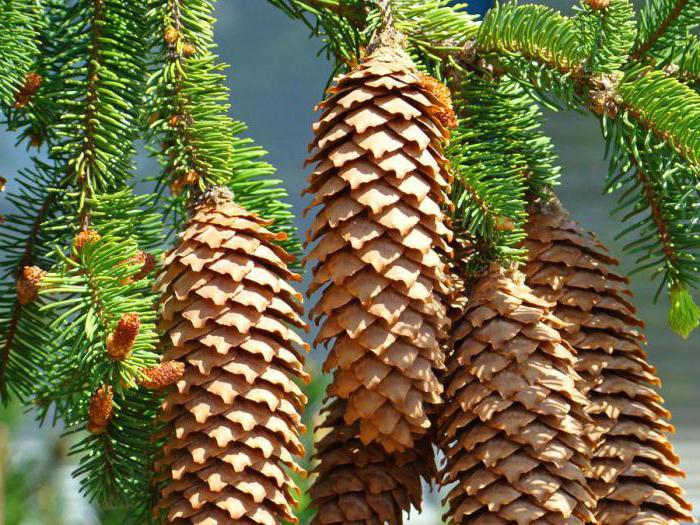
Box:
[106,313,140,360]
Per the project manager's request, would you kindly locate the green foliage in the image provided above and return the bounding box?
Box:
[449,71,562,272]
[669,284,700,338]
[0,162,67,400]
[577,0,636,74]
[146,0,300,257]
[36,227,160,508]
[267,0,478,79]
[478,2,587,73]
[633,0,700,62]
[0,0,42,108]
[69,388,161,515]
[604,106,700,336]
[49,0,148,199]
[618,66,700,166]
[672,36,700,86]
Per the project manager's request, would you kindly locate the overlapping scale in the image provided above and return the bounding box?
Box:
[310,397,435,525]
[523,200,694,524]
[438,264,596,524]
[304,43,454,453]
[154,190,308,525]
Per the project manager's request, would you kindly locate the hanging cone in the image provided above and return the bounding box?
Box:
[310,396,435,525]
[153,187,309,524]
[523,199,695,524]
[304,37,455,453]
[438,263,596,524]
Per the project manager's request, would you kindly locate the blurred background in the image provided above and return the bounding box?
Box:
[0,0,697,523]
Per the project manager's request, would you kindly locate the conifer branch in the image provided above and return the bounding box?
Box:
[146,0,301,255]
[0,0,42,108]
[577,0,636,74]
[0,192,55,398]
[618,67,700,166]
[631,0,695,61]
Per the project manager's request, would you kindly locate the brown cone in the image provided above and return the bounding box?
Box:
[154,189,309,524]
[304,42,454,453]
[523,200,695,524]
[310,397,435,525]
[438,263,596,524]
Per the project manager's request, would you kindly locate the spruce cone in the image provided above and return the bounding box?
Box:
[310,397,435,525]
[438,264,596,524]
[523,201,695,524]
[305,41,454,453]
[154,188,309,524]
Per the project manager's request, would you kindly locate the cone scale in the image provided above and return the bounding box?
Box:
[304,40,454,453]
[309,397,435,525]
[523,200,694,524]
[154,188,308,524]
[438,264,596,524]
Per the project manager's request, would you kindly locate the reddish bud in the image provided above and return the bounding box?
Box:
[120,251,156,284]
[140,361,185,389]
[106,313,140,360]
[182,43,196,57]
[164,27,179,44]
[586,0,610,9]
[87,385,113,434]
[74,229,101,252]
[17,266,46,305]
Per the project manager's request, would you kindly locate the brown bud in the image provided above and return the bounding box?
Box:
[106,313,140,360]
[17,266,46,305]
[13,72,43,108]
[183,169,199,185]
[168,115,180,128]
[585,0,610,9]
[140,360,185,389]
[182,42,196,57]
[169,177,185,196]
[0,177,6,191]
[29,134,42,148]
[120,251,156,284]
[164,26,179,44]
[13,94,30,109]
[24,72,43,94]
[87,385,113,434]
[495,216,516,231]
[419,73,458,130]
[74,229,101,252]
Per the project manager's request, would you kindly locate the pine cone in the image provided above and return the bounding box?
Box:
[438,264,596,524]
[305,42,454,453]
[523,200,695,524]
[310,397,435,525]
[154,188,309,524]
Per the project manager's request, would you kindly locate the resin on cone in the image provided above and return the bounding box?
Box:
[310,397,435,525]
[524,199,695,524]
[438,264,596,524]
[154,187,309,524]
[304,35,454,453]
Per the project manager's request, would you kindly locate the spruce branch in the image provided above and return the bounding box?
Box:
[146,0,300,257]
[35,229,161,508]
[618,67,700,166]
[632,0,698,62]
[576,0,636,74]
[477,2,587,75]
[0,0,42,108]
[605,115,700,337]
[667,36,700,86]
[0,161,68,401]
